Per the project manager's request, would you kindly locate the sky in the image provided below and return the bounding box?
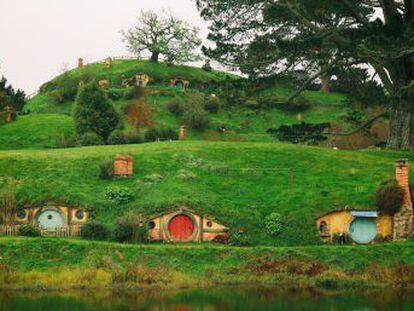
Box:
[0,0,209,94]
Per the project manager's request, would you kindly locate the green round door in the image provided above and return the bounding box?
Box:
[349,218,377,244]
[37,210,64,230]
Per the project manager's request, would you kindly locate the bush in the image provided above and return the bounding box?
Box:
[267,122,330,144]
[104,186,134,204]
[264,213,283,237]
[80,221,109,241]
[245,99,260,110]
[166,99,184,116]
[78,132,105,146]
[278,96,312,112]
[107,130,129,145]
[183,93,209,131]
[144,127,179,142]
[375,180,404,216]
[74,82,120,141]
[18,224,41,237]
[49,90,64,104]
[114,212,149,243]
[204,95,221,113]
[99,158,114,180]
[106,89,125,101]
[228,229,251,246]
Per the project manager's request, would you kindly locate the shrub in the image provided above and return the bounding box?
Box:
[183,93,209,130]
[106,89,124,101]
[202,60,212,72]
[99,158,114,180]
[166,99,184,116]
[80,221,109,241]
[107,130,129,145]
[104,186,134,204]
[375,180,404,216]
[267,122,330,144]
[228,229,251,246]
[144,127,179,142]
[114,212,149,243]
[278,96,312,112]
[245,99,260,110]
[78,132,104,146]
[18,224,41,237]
[264,213,283,237]
[74,82,120,141]
[48,90,64,104]
[204,95,221,113]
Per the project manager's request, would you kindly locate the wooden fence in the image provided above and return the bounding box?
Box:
[0,225,79,238]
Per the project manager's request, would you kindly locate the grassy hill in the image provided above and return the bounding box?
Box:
[0,60,349,150]
[1,141,412,246]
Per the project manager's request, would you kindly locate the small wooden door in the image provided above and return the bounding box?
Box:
[168,214,195,241]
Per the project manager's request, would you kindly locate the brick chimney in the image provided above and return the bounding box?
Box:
[180,125,187,141]
[393,159,414,240]
[78,58,84,68]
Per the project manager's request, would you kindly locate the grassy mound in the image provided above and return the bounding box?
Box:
[1,141,411,246]
[0,237,412,290]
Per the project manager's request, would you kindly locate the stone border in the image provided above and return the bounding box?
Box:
[162,210,199,242]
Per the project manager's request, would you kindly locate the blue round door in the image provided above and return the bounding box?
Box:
[349,218,377,244]
[37,210,64,229]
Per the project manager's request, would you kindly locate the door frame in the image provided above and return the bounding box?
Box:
[163,210,199,242]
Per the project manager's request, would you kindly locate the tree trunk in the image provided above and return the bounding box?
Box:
[320,74,330,93]
[150,52,159,63]
[387,99,414,150]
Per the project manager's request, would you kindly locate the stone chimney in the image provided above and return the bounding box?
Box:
[78,58,84,68]
[180,125,187,141]
[393,159,414,240]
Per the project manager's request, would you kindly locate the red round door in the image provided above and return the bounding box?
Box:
[168,214,195,241]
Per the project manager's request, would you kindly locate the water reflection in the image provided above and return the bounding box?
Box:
[0,287,413,311]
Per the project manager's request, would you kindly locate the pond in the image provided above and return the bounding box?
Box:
[0,287,413,311]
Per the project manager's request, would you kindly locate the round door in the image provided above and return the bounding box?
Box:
[168,214,195,241]
[37,210,64,230]
[349,218,377,244]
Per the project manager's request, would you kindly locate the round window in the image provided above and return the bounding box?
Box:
[148,221,156,229]
[206,221,213,228]
[75,210,84,220]
[17,209,26,220]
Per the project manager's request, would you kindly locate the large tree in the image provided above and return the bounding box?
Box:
[122,10,202,64]
[196,0,414,150]
[0,76,26,112]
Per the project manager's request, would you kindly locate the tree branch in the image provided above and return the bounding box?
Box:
[327,112,389,136]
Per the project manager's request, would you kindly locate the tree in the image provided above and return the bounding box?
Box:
[183,93,209,130]
[122,10,202,64]
[74,82,120,141]
[124,98,155,134]
[0,76,26,112]
[196,0,414,150]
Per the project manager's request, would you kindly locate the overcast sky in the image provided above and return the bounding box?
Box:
[0,0,209,94]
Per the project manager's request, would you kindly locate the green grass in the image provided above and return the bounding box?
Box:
[0,114,74,150]
[0,237,412,290]
[1,141,412,246]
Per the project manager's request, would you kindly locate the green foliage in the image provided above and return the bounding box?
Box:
[277,96,312,112]
[106,88,125,101]
[144,127,179,142]
[267,122,330,144]
[122,10,202,64]
[114,212,149,243]
[0,76,26,112]
[104,186,134,204]
[204,95,221,113]
[183,93,209,130]
[228,229,251,246]
[99,159,114,180]
[80,221,109,241]
[18,224,41,237]
[78,132,104,146]
[264,213,283,237]
[166,99,184,116]
[73,82,120,141]
[375,180,404,216]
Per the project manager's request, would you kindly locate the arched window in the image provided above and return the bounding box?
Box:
[319,221,329,236]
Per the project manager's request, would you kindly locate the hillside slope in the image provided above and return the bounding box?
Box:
[0,141,411,246]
